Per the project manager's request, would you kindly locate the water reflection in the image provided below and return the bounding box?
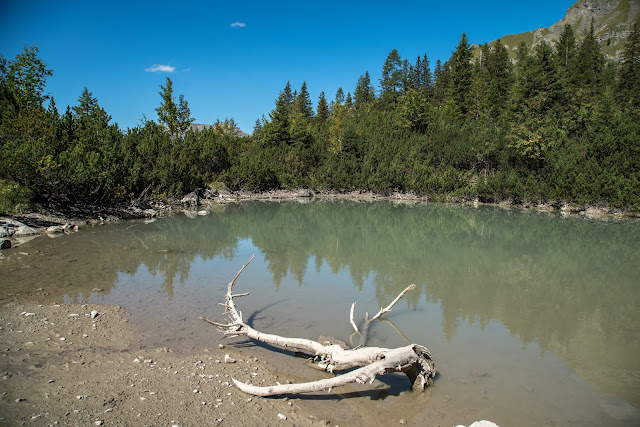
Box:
[2,200,639,412]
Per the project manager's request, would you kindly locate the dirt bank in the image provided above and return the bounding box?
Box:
[0,301,335,426]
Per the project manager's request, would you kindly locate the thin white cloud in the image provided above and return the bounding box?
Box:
[231,21,246,28]
[145,64,175,73]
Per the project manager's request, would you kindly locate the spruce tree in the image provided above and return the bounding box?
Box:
[486,39,513,120]
[574,19,604,92]
[432,59,448,105]
[293,81,314,118]
[380,49,404,106]
[354,71,375,108]
[447,33,473,118]
[618,20,640,113]
[316,91,329,121]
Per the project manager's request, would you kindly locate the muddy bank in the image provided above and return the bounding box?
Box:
[0,301,342,426]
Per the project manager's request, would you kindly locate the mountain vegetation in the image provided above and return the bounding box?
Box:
[1,18,639,213]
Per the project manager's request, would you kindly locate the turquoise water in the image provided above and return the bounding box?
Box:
[4,200,639,425]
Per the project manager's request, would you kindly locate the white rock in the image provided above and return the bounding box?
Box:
[224,354,236,363]
[277,413,287,420]
[455,422,500,427]
[90,310,99,319]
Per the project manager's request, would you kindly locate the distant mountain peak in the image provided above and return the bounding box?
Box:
[486,0,639,60]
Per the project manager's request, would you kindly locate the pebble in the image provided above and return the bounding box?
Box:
[91,310,99,319]
[224,354,236,363]
[59,337,66,341]
[15,398,25,402]
[277,413,287,420]
[95,421,104,426]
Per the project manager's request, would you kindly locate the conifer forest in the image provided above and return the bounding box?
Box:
[1,22,639,212]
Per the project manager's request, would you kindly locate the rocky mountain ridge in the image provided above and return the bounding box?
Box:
[489,0,639,60]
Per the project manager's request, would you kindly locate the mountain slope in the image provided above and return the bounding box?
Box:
[489,0,640,60]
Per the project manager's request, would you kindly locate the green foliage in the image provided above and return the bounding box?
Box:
[155,77,195,138]
[0,179,34,213]
[2,35,639,211]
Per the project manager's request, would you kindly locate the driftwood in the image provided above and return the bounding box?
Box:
[201,255,436,396]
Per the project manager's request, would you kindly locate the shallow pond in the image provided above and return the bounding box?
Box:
[3,201,639,426]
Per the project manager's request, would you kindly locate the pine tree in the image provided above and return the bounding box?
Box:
[293,81,314,118]
[334,87,345,107]
[316,91,329,121]
[156,77,179,137]
[264,82,293,145]
[354,71,375,108]
[177,94,195,135]
[345,92,353,109]
[380,49,404,106]
[574,19,604,91]
[73,87,111,127]
[618,20,640,113]
[447,33,473,118]
[432,59,448,105]
[155,77,193,138]
[555,24,577,70]
[486,39,513,119]
[418,53,432,97]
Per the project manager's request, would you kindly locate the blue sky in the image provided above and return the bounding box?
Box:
[1,0,575,133]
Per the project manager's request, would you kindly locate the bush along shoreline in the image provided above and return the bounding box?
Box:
[2,23,639,217]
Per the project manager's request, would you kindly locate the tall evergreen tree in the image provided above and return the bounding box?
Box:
[446,33,473,118]
[555,24,577,70]
[354,71,375,108]
[316,91,329,121]
[156,77,179,137]
[265,83,293,144]
[293,81,314,118]
[334,87,345,107]
[618,20,640,113]
[73,87,111,127]
[486,39,513,119]
[155,78,194,138]
[574,19,604,91]
[380,49,404,106]
[432,59,449,105]
[176,94,195,135]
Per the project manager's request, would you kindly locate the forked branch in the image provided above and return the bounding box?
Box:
[201,256,435,396]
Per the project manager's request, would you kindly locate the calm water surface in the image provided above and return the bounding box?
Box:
[3,201,639,425]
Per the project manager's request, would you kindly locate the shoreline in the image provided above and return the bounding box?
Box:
[2,188,638,248]
[0,300,330,426]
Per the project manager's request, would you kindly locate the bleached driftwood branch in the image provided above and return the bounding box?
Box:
[201,255,436,396]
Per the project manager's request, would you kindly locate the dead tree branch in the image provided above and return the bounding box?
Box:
[201,256,435,396]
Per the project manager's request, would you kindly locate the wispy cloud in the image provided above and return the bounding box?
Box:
[145,64,175,73]
[230,21,246,28]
